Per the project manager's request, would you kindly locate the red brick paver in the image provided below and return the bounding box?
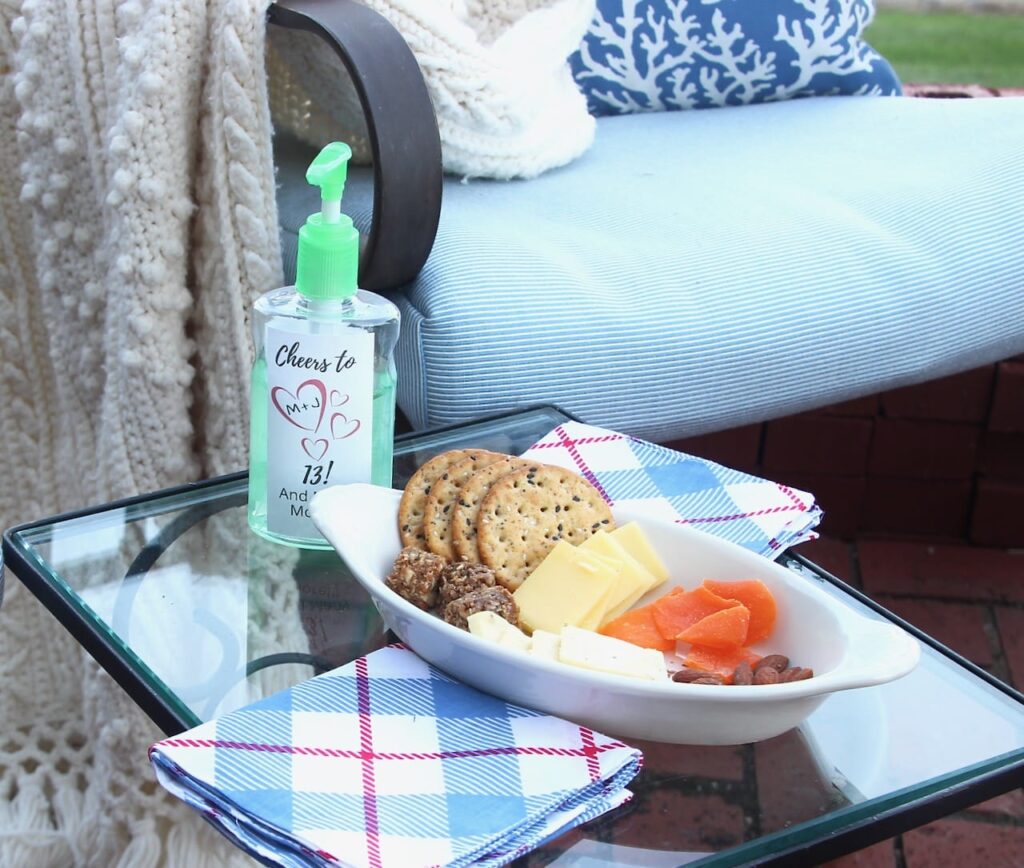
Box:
[609,790,745,852]
[861,478,972,539]
[823,839,898,867]
[901,83,1012,99]
[970,480,1024,548]
[989,362,1024,433]
[799,536,854,582]
[755,728,844,834]
[995,607,1024,688]
[867,419,980,480]
[878,366,994,424]
[902,817,1024,866]
[630,739,746,783]
[969,790,1024,822]
[859,541,1024,602]
[843,530,1024,867]
[875,595,995,666]
[763,416,872,475]
[978,431,1024,482]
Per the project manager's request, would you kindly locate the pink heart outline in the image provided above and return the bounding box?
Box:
[329,390,350,407]
[301,438,329,461]
[271,379,327,432]
[330,412,360,440]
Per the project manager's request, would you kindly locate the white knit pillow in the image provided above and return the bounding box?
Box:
[267,0,596,179]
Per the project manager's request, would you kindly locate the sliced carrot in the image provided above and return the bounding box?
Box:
[650,584,739,641]
[702,579,778,645]
[600,604,675,651]
[684,644,762,684]
[677,604,750,649]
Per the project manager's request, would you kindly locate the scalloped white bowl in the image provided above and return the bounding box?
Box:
[311,483,919,745]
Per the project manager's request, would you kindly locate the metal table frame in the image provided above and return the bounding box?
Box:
[5,406,1024,866]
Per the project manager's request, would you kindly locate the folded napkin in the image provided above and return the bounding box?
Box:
[521,422,821,558]
[150,645,642,868]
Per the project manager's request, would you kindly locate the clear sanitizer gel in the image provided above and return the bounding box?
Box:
[248,142,400,548]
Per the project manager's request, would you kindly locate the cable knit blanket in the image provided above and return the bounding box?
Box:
[268,0,596,179]
[0,0,594,864]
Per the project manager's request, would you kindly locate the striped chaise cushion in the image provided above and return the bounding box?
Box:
[277,95,1024,442]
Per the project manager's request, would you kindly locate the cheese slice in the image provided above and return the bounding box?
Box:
[575,551,626,631]
[612,522,669,589]
[580,532,657,625]
[498,625,532,653]
[467,611,530,652]
[467,610,506,643]
[513,540,617,635]
[528,629,561,661]
[558,625,668,681]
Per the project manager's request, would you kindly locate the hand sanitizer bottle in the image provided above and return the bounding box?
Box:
[247,142,400,549]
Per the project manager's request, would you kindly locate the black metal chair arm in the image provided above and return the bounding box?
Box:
[267,0,443,291]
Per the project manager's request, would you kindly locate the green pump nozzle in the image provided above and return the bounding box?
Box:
[295,142,359,300]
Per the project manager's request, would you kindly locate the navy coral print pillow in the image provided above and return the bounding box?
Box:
[570,0,901,115]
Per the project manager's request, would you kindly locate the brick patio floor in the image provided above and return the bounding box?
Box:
[798,535,1024,867]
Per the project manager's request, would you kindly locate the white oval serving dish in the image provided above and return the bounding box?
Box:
[311,483,919,745]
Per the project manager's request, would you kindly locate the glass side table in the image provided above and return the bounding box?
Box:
[4,405,1024,867]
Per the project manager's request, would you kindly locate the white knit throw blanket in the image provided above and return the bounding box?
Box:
[269,0,596,179]
[0,0,283,864]
[0,1,593,865]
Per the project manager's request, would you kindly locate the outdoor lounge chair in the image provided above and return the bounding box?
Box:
[269,0,1024,445]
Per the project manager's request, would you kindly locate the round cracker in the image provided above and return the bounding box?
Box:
[451,457,535,562]
[476,465,615,590]
[422,450,509,559]
[398,449,477,549]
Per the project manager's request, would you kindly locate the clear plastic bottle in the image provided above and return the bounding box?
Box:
[247,143,400,549]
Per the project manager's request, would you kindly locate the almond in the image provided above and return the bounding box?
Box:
[732,661,753,685]
[755,654,789,673]
[672,668,723,684]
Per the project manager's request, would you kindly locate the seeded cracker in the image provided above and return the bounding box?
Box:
[422,450,509,558]
[476,465,615,590]
[451,457,535,562]
[398,449,476,549]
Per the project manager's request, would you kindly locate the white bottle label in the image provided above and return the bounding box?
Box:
[265,325,374,540]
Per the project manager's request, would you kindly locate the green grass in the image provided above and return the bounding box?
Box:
[864,10,1024,89]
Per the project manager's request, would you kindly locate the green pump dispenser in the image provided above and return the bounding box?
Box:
[295,142,359,300]
[248,139,400,550]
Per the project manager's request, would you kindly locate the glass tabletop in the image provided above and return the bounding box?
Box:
[5,405,1024,867]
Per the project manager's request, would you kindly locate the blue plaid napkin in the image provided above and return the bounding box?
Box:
[521,422,822,558]
[150,646,642,868]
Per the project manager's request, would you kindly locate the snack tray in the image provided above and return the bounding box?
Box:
[311,484,920,745]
